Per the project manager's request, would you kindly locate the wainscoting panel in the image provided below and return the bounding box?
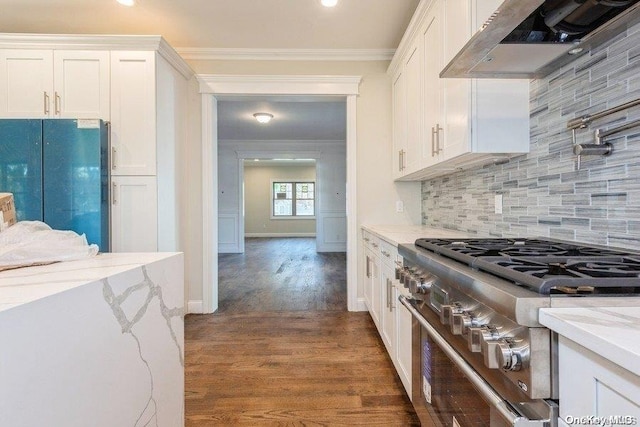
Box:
[218,213,241,253]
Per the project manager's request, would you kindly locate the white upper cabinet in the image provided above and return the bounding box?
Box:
[53,51,110,120]
[0,49,109,119]
[421,2,444,169]
[388,0,530,181]
[392,68,407,179]
[110,51,157,176]
[0,50,53,118]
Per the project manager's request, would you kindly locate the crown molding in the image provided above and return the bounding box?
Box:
[176,47,395,62]
[197,74,362,95]
[0,33,193,78]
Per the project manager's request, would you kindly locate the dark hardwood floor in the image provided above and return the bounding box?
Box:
[217,237,347,313]
[185,237,419,426]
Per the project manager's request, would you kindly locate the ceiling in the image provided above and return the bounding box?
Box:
[0,0,419,141]
[0,0,419,50]
[218,96,346,141]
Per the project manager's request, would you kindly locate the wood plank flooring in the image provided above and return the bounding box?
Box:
[217,238,347,313]
[185,237,419,426]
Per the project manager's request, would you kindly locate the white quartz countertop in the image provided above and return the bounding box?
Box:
[362,224,469,246]
[539,307,640,376]
[0,252,180,313]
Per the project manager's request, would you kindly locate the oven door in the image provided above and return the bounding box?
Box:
[399,296,555,427]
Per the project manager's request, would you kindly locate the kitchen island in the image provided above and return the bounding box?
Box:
[0,253,184,427]
[540,307,640,424]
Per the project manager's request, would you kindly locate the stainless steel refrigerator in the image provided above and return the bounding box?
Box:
[0,119,110,252]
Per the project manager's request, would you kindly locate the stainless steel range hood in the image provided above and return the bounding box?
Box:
[441,0,640,79]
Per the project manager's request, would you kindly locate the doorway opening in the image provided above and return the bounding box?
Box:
[198,74,361,313]
[216,96,347,313]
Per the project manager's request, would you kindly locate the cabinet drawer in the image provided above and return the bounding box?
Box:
[362,230,381,253]
[380,239,398,265]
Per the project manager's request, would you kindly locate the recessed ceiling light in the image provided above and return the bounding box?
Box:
[253,113,274,124]
[321,0,338,7]
[568,47,584,55]
[117,0,135,6]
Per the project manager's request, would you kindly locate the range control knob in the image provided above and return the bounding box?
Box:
[439,304,461,325]
[467,326,484,353]
[415,274,436,294]
[450,312,473,335]
[496,339,527,372]
[394,266,404,281]
[483,339,503,369]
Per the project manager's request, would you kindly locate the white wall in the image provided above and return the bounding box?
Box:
[182,59,422,306]
[244,163,316,236]
[217,140,347,253]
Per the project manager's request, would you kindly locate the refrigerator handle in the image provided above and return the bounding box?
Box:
[43,92,50,115]
[112,182,117,205]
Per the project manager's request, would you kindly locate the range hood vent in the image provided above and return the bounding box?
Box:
[441,0,640,79]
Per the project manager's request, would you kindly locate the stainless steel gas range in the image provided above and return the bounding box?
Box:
[397,238,640,427]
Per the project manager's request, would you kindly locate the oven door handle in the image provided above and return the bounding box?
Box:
[399,295,550,427]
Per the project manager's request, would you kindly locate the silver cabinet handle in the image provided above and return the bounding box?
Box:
[366,255,371,278]
[372,242,379,248]
[111,146,117,170]
[431,126,437,156]
[43,91,50,115]
[390,283,395,311]
[112,182,117,205]
[435,123,443,154]
[398,149,402,172]
[402,149,406,170]
[386,279,391,309]
[381,250,390,258]
[54,91,61,115]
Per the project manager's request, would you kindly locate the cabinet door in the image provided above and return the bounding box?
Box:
[421,2,444,168]
[53,51,110,120]
[364,252,373,311]
[110,51,157,176]
[396,288,412,398]
[111,176,158,252]
[391,69,407,179]
[381,263,397,360]
[0,50,53,118]
[370,251,382,329]
[404,41,422,175]
[441,0,472,162]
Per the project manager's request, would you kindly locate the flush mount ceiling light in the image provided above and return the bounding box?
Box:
[321,0,338,7]
[116,0,135,6]
[253,113,274,124]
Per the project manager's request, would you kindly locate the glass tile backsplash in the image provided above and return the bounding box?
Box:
[421,22,640,250]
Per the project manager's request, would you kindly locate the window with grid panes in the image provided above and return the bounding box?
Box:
[272,181,315,217]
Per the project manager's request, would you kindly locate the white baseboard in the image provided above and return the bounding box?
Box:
[187,300,204,314]
[244,233,316,238]
[353,297,368,312]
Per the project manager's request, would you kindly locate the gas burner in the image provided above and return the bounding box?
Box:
[414,238,640,294]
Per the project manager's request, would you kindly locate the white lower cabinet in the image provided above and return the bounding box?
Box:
[396,287,413,398]
[361,228,412,398]
[558,336,640,424]
[110,176,158,252]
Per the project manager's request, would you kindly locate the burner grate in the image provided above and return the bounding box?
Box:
[414,238,640,294]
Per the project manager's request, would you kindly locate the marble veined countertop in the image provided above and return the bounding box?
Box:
[0,252,180,313]
[540,307,640,376]
[362,224,470,246]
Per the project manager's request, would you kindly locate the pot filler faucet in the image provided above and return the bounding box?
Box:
[568,97,640,170]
